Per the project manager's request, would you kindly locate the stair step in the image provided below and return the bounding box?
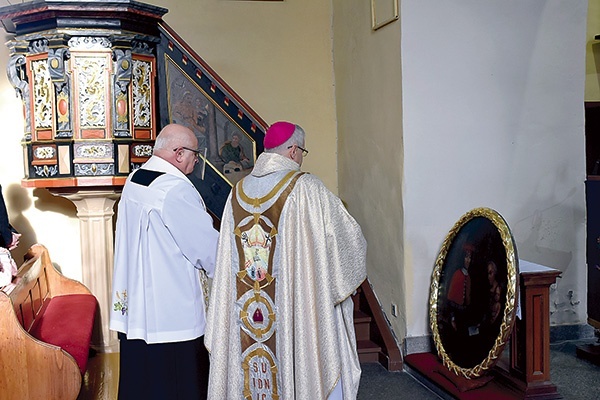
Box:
[354,310,372,341]
[354,310,372,323]
[352,280,403,371]
[357,340,382,363]
[356,340,381,354]
[354,323,371,342]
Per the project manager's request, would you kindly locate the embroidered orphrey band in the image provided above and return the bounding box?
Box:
[231,171,305,400]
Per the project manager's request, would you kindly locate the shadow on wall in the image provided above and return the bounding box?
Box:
[33,188,78,275]
[32,188,77,217]
[6,183,36,264]
[515,208,577,325]
[6,185,78,264]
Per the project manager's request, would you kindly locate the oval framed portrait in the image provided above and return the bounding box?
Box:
[429,207,519,378]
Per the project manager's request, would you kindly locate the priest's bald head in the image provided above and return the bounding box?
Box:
[263,121,308,166]
[153,123,199,175]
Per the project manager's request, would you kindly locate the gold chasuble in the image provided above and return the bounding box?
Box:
[206,152,367,400]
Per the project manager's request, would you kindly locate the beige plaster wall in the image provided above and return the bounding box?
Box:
[332,0,406,341]
[586,0,600,101]
[156,0,339,191]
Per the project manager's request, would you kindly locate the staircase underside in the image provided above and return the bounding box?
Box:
[353,279,403,371]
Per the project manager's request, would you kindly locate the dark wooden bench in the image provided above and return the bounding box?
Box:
[0,244,97,400]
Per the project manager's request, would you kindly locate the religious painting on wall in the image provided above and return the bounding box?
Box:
[156,23,267,218]
[429,207,519,379]
[165,60,256,185]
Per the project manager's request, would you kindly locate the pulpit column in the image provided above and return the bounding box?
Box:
[51,188,121,353]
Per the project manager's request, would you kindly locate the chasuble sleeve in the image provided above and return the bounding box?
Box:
[292,175,367,305]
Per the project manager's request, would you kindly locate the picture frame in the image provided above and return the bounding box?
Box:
[371,0,399,31]
[429,207,519,378]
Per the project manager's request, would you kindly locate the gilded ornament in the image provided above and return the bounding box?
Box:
[32,59,52,129]
[116,93,128,123]
[133,144,153,157]
[57,94,69,123]
[34,146,56,159]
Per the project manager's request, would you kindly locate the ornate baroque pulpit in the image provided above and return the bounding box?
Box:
[0,0,166,352]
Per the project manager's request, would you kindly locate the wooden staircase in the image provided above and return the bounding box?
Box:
[352,279,403,371]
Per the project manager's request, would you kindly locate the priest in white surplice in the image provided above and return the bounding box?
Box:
[205,121,367,400]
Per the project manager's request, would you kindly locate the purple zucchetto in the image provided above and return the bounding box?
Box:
[263,121,295,149]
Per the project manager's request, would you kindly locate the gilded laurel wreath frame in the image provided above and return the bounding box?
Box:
[429,207,518,378]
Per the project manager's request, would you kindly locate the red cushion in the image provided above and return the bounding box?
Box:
[435,362,493,392]
[29,294,97,374]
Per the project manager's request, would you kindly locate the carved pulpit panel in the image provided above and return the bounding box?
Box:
[28,52,53,141]
[131,54,156,139]
[70,43,112,140]
[0,1,167,188]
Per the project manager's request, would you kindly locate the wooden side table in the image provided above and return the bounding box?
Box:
[496,260,562,399]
